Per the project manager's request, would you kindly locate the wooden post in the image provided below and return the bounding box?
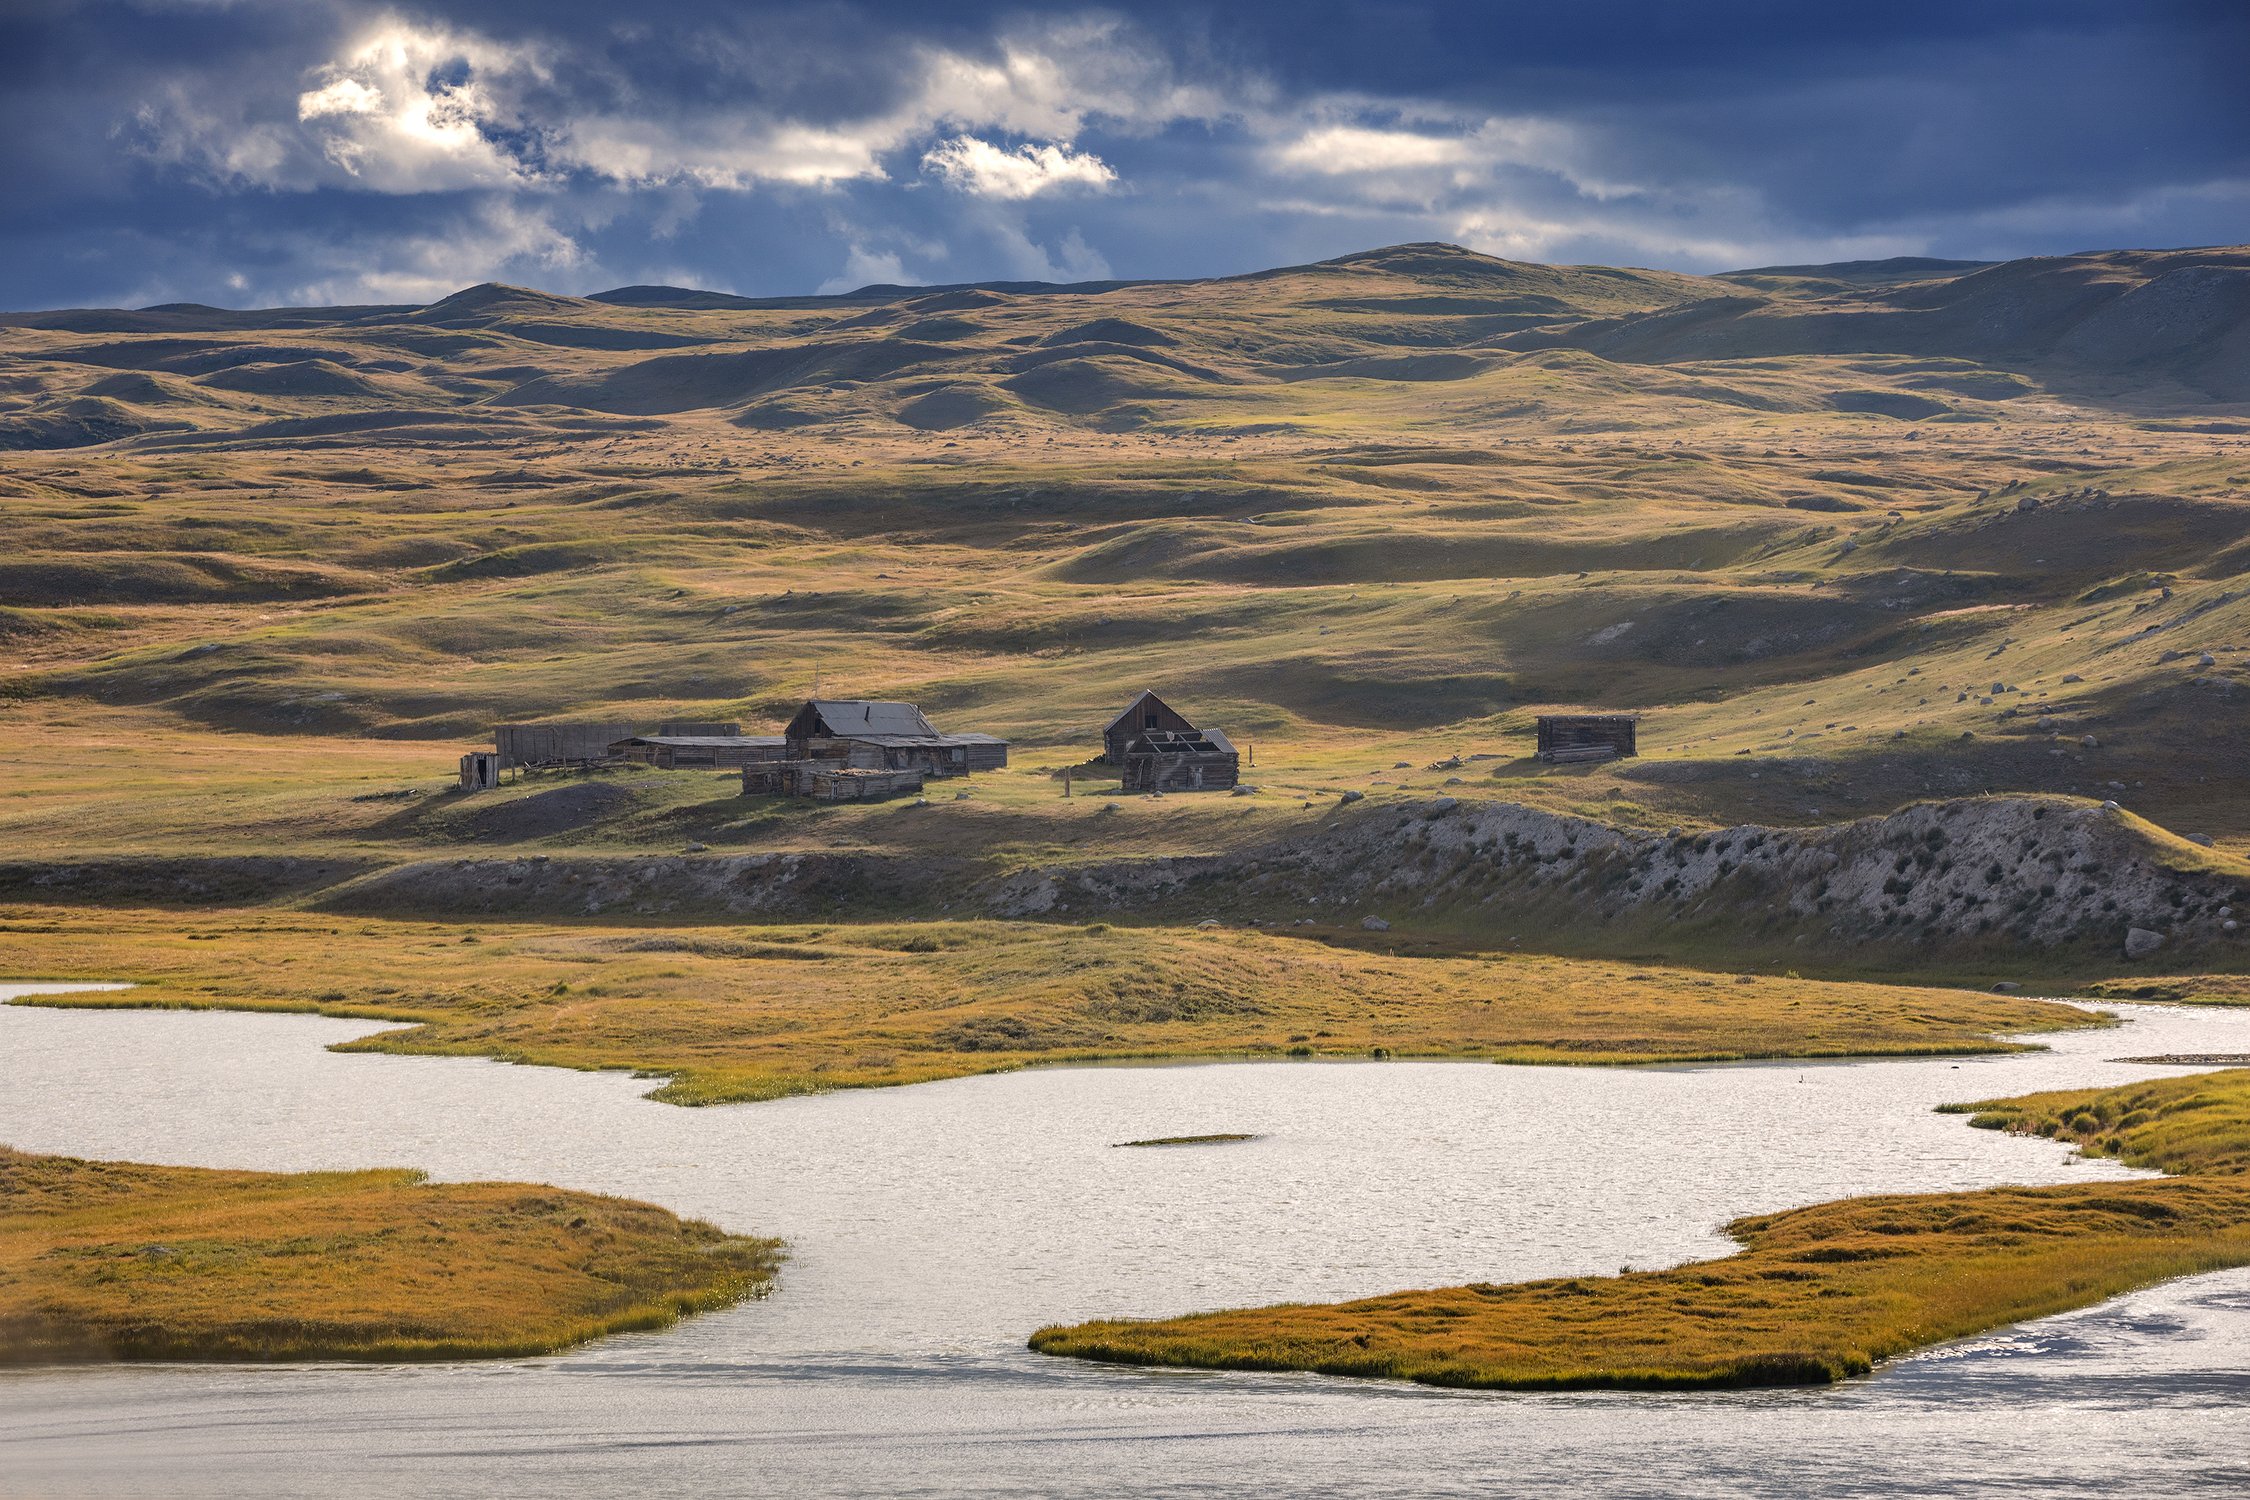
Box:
[1064,767,1073,798]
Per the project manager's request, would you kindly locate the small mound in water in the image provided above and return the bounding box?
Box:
[1114,1134,1260,1148]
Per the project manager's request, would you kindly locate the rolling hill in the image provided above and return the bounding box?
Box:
[1,239,2247,969]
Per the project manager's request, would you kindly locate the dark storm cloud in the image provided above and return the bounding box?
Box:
[0,0,2242,308]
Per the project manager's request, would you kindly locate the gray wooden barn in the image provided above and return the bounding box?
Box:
[782,699,1007,776]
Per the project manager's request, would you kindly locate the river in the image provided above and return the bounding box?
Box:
[3,984,2248,1497]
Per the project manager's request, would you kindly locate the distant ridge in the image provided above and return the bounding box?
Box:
[1725,256,1996,281]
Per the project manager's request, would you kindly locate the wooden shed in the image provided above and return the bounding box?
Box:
[1535,715,1639,764]
[1104,691,1198,765]
[610,735,786,770]
[458,750,500,791]
[1120,728,1240,793]
[494,721,638,770]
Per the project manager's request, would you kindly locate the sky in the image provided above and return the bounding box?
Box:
[2,0,2245,309]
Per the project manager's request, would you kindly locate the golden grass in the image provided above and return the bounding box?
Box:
[0,906,2101,1104]
[1029,1067,2250,1389]
[0,1148,779,1363]
[1947,1066,2250,1177]
[1029,1180,2250,1388]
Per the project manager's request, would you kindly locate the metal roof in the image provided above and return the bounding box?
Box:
[616,735,785,749]
[804,699,939,737]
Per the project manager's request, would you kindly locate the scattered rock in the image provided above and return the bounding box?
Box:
[1360,915,1391,932]
[683,842,708,853]
[2200,653,2218,667]
[2188,834,2216,847]
[2062,673,2083,683]
[2015,494,2039,512]
[1428,797,1459,814]
[1230,784,1259,796]
[2124,927,2166,960]
[1339,790,1365,804]
[2081,735,2099,748]
[1992,981,2020,992]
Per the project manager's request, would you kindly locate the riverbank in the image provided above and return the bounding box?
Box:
[0,1149,780,1363]
[0,908,2110,1104]
[1029,1069,2250,1388]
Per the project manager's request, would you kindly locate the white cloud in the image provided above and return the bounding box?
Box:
[141,13,1222,203]
[817,243,916,295]
[1272,126,1476,175]
[278,201,588,305]
[288,22,541,192]
[921,136,1115,198]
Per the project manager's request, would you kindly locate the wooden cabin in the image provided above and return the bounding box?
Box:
[782,699,1007,777]
[1535,714,1639,764]
[1104,691,1198,765]
[610,734,786,770]
[458,750,500,791]
[1120,728,1240,793]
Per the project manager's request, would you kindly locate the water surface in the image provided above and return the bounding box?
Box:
[4,984,2248,1497]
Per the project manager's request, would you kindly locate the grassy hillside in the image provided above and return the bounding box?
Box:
[1,240,2246,949]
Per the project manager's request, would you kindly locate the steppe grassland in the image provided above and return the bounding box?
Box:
[6,416,2248,861]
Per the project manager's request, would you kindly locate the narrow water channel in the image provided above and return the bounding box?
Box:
[4,985,2248,1498]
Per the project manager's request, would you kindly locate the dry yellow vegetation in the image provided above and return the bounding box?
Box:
[0,908,2099,1104]
[1029,1067,2250,1388]
[0,1148,780,1363]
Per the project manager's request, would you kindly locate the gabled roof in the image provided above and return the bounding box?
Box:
[1104,689,1177,735]
[799,699,939,738]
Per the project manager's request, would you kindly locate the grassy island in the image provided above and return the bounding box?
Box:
[0,1149,780,1363]
[1030,1069,2250,1389]
[2,908,2104,1104]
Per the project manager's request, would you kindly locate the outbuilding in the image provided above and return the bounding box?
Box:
[1103,690,1198,765]
[609,734,787,770]
[1535,714,1639,763]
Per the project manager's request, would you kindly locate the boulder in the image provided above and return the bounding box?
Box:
[1361,915,1391,932]
[2124,926,2166,960]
